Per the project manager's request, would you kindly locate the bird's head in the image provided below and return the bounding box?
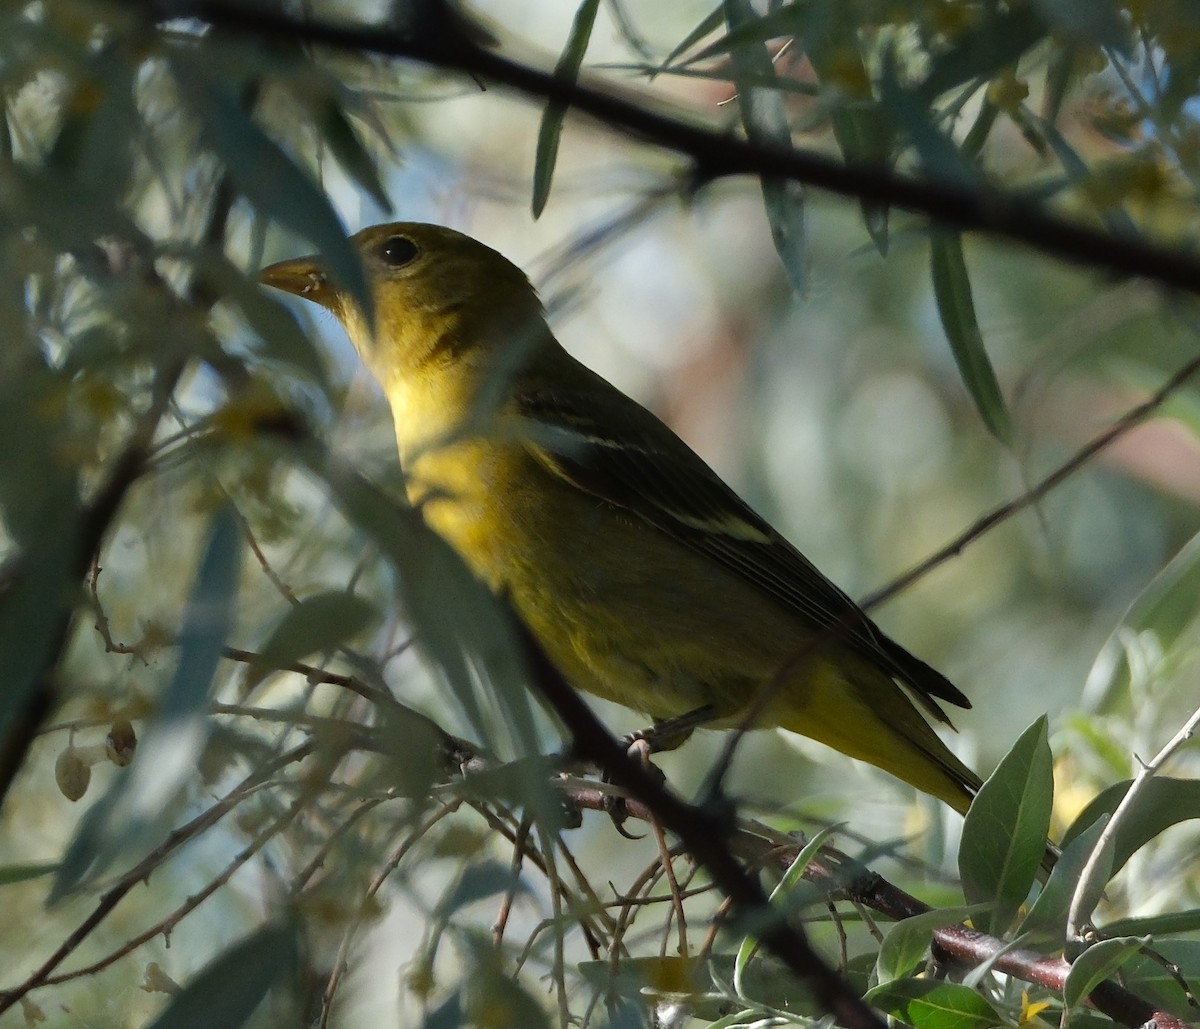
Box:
[259,222,547,387]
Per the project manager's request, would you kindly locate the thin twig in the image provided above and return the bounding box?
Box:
[0,742,314,1014]
[1066,702,1200,952]
[160,0,1200,297]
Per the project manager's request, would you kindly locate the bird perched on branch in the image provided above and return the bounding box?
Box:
[261,222,983,813]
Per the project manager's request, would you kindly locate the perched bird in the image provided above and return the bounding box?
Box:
[261,222,982,813]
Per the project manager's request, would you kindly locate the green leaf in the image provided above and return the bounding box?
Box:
[686,3,806,65]
[145,921,297,1029]
[734,824,839,994]
[959,716,1053,935]
[659,3,725,67]
[875,906,982,984]
[1032,0,1130,50]
[195,251,330,384]
[169,54,370,321]
[879,53,978,188]
[1019,815,1110,939]
[1063,936,1146,1014]
[1061,777,1200,873]
[916,5,1047,104]
[0,862,57,887]
[1083,528,1200,711]
[532,0,601,218]
[301,451,557,823]
[257,590,380,669]
[318,100,393,213]
[865,978,1001,1029]
[435,860,530,920]
[1103,908,1200,938]
[929,229,1013,443]
[724,0,805,292]
[49,508,241,903]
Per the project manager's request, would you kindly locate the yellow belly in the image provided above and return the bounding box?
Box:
[403,429,978,813]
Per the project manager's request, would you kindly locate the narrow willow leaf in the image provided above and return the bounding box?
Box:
[1032,0,1130,50]
[880,53,978,186]
[724,0,805,292]
[1083,529,1200,711]
[145,921,297,1029]
[1063,936,1147,1014]
[257,590,380,669]
[660,2,725,67]
[865,979,1001,1029]
[876,906,981,984]
[169,54,370,321]
[319,100,392,212]
[959,716,1053,935]
[1104,909,1200,938]
[1061,777,1200,872]
[532,0,601,218]
[929,229,1013,443]
[302,451,558,824]
[687,3,805,65]
[1019,815,1109,938]
[734,824,839,995]
[0,863,58,887]
[917,5,1046,103]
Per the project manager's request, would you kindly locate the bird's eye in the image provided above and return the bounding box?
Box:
[378,236,420,268]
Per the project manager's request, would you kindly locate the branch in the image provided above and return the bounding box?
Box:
[0,742,314,1015]
[515,621,886,1029]
[862,346,1200,610]
[560,783,1189,1029]
[158,0,1200,297]
[1066,701,1200,950]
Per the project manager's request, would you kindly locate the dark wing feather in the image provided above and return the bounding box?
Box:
[516,377,969,719]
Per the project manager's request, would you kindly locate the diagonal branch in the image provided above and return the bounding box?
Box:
[157,0,1200,297]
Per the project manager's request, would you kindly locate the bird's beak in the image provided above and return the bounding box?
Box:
[259,256,339,311]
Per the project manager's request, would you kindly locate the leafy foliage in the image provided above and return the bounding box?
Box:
[0,1,1199,1027]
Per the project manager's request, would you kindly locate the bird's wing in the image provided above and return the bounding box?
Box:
[515,377,969,718]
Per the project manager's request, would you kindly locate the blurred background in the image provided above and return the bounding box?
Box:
[2,0,1200,1025]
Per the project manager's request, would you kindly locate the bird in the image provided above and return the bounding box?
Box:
[260,221,983,814]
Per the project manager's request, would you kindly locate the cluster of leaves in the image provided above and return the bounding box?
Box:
[0,1,1199,1028]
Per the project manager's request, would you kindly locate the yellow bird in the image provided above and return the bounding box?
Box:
[261,222,982,813]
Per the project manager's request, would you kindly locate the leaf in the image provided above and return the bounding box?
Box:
[865,979,1001,1029]
[1032,0,1130,50]
[686,3,806,65]
[196,252,330,384]
[959,716,1053,935]
[169,54,370,321]
[1019,815,1110,939]
[1083,528,1200,711]
[1103,908,1200,938]
[916,5,1047,104]
[434,860,529,920]
[531,0,601,218]
[875,906,982,984]
[659,3,725,67]
[929,229,1013,443]
[302,451,558,823]
[1063,936,1147,1014]
[879,52,979,189]
[1061,777,1200,873]
[734,824,840,994]
[257,590,380,669]
[49,508,241,903]
[318,100,393,213]
[723,0,805,292]
[0,862,57,887]
[145,921,297,1029]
